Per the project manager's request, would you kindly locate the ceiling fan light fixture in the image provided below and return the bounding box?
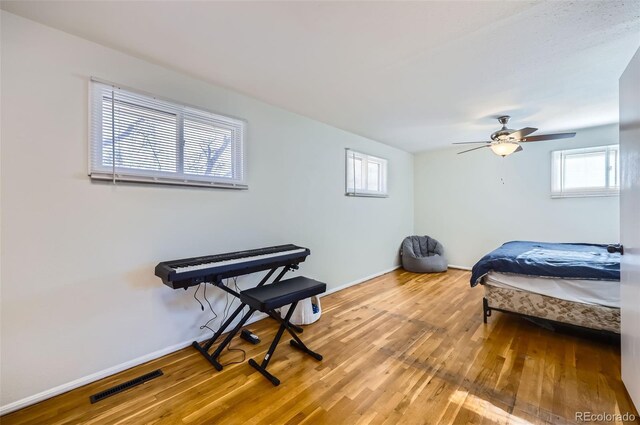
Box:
[490,142,520,157]
[452,116,576,156]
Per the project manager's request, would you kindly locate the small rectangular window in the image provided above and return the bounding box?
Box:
[89,79,246,189]
[345,149,388,197]
[551,145,619,198]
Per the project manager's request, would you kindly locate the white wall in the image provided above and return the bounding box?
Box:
[0,12,414,408]
[414,124,620,268]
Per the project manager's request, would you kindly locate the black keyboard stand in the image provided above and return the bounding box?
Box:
[191,264,303,370]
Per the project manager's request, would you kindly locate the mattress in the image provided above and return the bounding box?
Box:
[484,271,620,308]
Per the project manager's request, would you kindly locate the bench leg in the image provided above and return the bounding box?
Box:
[269,308,323,361]
[248,302,299,386]
[248,359,281,386]
[289,339,323,361]
[267,310,303,333]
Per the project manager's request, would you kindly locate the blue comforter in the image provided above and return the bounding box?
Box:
[470,241,620,287]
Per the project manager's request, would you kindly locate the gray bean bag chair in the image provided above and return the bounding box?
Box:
[400,235,448,273]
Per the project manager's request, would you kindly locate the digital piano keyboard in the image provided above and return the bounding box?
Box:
[155,244,310,289]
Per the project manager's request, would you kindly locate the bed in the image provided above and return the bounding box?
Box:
[471,241,621,334]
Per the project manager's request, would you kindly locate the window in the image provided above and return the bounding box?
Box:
[345,149,388,197]
[89,79,246,188]
[551,145,619,198]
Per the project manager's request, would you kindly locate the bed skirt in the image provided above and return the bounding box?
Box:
[483,283,620,334]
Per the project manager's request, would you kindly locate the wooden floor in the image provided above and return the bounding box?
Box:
[3,269,638,424]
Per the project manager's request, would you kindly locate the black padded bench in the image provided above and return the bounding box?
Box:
[240,276,326,385]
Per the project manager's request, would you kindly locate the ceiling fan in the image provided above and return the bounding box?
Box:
[454,116,576,157]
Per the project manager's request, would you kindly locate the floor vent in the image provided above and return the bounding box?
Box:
[89,369,163,404]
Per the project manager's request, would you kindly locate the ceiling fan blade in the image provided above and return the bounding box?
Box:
[513,145,523,153]
[509,127,538,139]
[521,132,576,142]
[452,141,492,145]
[457,145,490,154]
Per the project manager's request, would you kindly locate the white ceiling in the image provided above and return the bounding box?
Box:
[2,1,639,152]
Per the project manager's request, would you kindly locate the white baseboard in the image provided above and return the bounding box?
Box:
[0,312,268,416]
[0,266,404,416]
[448,264,472,271]
[321,265,401,297]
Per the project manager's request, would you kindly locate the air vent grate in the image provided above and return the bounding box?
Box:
[89,369,163,403]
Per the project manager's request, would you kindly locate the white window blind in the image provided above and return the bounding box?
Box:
[89,79,246,188]
[551,145,619,198]
[345,149,388,197]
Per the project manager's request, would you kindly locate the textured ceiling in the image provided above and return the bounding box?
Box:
[2,1,639,152]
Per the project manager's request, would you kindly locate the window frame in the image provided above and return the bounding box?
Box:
[550,144,619,198]
[89,78,247,189]
[345,148,388,198]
